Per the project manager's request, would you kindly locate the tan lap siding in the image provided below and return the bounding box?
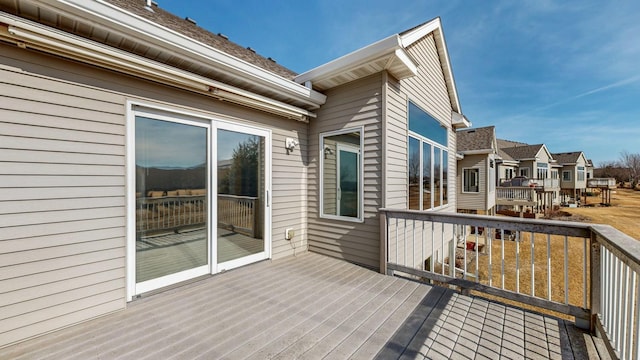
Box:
[308,74,383,269]
[384,75,408,209]
[0,60,126,347]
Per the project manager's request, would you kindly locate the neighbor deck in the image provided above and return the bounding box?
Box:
[0,253,608,359]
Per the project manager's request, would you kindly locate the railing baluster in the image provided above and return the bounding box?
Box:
[430,221,435,273]
[441,222,445,276]
[612,256,620,346]
[488,229,492,287]
[620,264,630,359]
[421,220,425,272]
[403,219,407,267]
[501,229,505,290]
[531,231,535,298]
[633,271,640,360]
[411,220,415,268]
[584,237,588,309]
[475,226,479,281]
[516,231,520,294]
[564,235,568,305]
[395,218,398,266]
[547,234,551,301]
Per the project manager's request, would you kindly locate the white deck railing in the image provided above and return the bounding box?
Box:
[495,187,536,202]
[588,178,617,188]
[379,209,640,360]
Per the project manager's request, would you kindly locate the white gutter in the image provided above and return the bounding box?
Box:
[0,13,314,121]
[32,0,326,108]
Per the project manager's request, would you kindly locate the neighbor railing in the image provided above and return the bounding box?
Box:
[496,187,536,202]
[588,178,617,188]
[379,209,640,360]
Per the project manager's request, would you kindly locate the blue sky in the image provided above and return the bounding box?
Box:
[158,0,639,166]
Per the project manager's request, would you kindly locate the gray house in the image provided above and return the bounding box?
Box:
[0,0,468,347]
[552,151,589,201]
[455,126,497,215]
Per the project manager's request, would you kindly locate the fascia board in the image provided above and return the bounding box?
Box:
[393,48,419,77]
[36,0,326,106]
[460,149,494,155]
[295,34,402,84]
[2,13,314,121]
[399,18,441,47]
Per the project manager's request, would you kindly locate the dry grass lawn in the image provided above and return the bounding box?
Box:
[468,187,640,319]
[565,187,640,240]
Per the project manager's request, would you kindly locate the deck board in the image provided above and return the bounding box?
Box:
[0,252,604,359]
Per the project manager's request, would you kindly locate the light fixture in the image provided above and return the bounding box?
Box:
[285,138,299,152]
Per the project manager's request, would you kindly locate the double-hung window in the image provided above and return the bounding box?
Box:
[463,168,480,193]
[408,102,449,210]
[577,166,585,181]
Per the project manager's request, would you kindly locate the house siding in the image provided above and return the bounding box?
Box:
[402,34,457,212]
[457,155,487,211]
[0,43,308,347]
[308,74,383,269]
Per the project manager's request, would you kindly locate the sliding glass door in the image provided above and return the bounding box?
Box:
[134,115,210,294]
[215,124,269,270]
[131,109,270,296]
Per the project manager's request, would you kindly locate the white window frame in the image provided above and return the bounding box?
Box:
[562,170,571,181]
[519,167,530,178]
[126,100,273,300]
[463,167,480,193]
[319,127,364,223]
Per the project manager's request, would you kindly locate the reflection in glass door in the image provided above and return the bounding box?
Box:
[217,128,266,267]
[134,116,209,290]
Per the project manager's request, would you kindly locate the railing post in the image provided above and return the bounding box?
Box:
[380,211,388,275]
[590,232,601,333]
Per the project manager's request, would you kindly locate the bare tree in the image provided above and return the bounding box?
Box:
[619,150,640,188]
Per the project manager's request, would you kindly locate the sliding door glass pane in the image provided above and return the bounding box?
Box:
[217,129,265,263]
[433,149,441,207]
[135,117,208,283]
[338,146,359,217]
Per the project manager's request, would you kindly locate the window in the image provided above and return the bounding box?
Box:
[537,162,548,179]
[505,168,514,180]
[577,166,585,181]
[320,128,363,221]
[408,101,449,210]
[463,168,480,193]
[551,170,559,179]
[563,170,571,181]
[519,167,529,177]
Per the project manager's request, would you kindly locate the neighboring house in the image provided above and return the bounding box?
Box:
[495,140,560,212]
[0,0,469,348]
[455,126,498,215]
[552,151,590,201]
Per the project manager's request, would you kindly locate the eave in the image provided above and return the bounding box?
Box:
[11,0,326,110]
[0,12,315,121]
[294,34,418,91]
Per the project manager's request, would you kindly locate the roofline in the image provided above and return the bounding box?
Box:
[37,0,326,108]
[294,34,415,84]
[295,17,462,113]
[459,149,495,155]
[0,12,315,121]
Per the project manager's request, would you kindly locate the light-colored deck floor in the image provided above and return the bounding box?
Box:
[1,253,608,359]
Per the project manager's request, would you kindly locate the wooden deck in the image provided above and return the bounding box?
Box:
[0,253,609,359]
